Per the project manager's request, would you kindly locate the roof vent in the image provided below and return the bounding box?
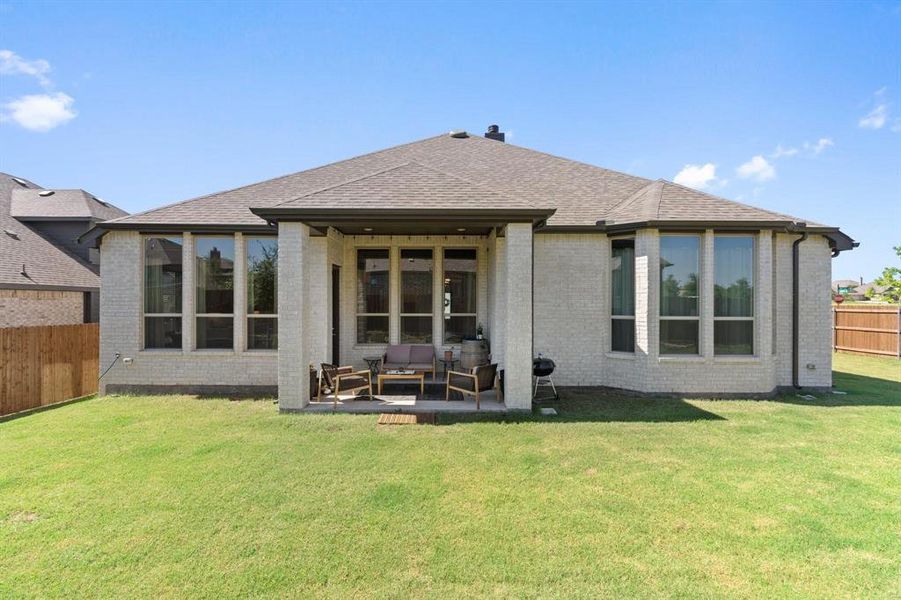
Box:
[449,130,468,139]
[11,177,29,187]
[4,228,20,239]
[39,190,55,197]
[485,124,505,142]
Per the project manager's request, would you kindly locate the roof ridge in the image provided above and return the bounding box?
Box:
[271,162,415,206]
[404,160,538,208]
[465,134,655,187]
[605,179,663,221]
[660,179,800,222]
[110,134,449,224]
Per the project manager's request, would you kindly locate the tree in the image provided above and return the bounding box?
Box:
[872,245,901,303]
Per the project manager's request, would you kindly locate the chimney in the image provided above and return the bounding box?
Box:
[485,124,505,142]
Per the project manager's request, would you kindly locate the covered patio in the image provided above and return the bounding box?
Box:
[304,384,508,414]
[251,180,554,413]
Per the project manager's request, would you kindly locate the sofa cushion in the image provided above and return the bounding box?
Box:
[381,362,408,371]
[409,345,434,363]
[407,362,434,371]
[385,344,410,364]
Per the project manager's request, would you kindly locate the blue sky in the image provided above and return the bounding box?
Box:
[1,1,898,279]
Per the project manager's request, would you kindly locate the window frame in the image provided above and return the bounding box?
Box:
[142,234,183,351]
[245,236,278,351]
[399,247,434,344]
[194,235,236,350]
[713,233,756,356]
[659,233,701,356]
[610,237,635,354]
[442,247,478,344]
[355,248,391,345]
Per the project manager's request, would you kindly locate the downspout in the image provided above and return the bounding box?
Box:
[791,230,808,389]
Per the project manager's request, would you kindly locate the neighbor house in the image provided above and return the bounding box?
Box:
[0,173,127,327]
[93,126,856,411]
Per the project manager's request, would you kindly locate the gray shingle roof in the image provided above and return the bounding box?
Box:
[606,179,825,226]
[11,189,128,221]
[275,161,536,210]
[0,173,99,290]
[104,132,843,231]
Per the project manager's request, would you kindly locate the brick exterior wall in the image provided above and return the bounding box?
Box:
[0,288,85,327]
[98,230,277,396]
[533,229,833,394]
[99,226,835,402]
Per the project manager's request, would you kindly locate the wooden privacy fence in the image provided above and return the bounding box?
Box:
[0,323,99,417]
[833,305,901,358]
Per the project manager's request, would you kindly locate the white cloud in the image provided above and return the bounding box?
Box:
[0,50,78,131]
[770,144,798,158]
[673,163,718,189]
[0,49,51,87]
[859,88,889,129]
[859,104,888,129]
[736,155,775,182]
[805,137,834,154]
[1,93,76,131]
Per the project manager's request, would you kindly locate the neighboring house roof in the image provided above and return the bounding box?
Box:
[832,279,860,291]
[0,173,101,291]
[10,189,127,221]
[99,131,855,249]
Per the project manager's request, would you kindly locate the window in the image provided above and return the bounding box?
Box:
[443,248,477,343]
[660,235,700,354]
[401,249,433,343]
[714,236,754,355]
[611,239,635,352]
[195,236,234,349]
[356,249,389,343]
[144,236,183,349]
[246,237,278,350]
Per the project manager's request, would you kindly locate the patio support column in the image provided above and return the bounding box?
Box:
[278,222,310,411]
[503,223,533,410]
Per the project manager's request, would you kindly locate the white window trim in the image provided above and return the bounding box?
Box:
[141,234,183,351]
[713,233,756,356]
[659,233,701,356]
[356,248,391,345]
[194,235,235,351]
[245,236,278,352]
[442,247,478,344]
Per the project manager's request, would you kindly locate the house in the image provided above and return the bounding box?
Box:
[0,173,127,327]
[94,126,856,411]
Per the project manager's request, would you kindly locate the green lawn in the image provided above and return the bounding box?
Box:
[1,353,899,598]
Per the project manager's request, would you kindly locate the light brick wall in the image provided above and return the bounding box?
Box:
[503,223,533,409]
[98,230,276,395]
[532,229,834,394]
[797,235,833,388]
[99,226,835,399]
[0,289,85,327]
[533,233,606,384]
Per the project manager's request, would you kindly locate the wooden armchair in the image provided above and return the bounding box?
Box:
[318,363,373,407]
[445,363,500,410]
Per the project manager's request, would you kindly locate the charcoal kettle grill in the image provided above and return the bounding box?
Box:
[532,354,558,401]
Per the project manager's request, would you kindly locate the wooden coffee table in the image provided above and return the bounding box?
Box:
[377,371,425,396]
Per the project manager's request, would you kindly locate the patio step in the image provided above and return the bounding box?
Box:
[377,412,435,425]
